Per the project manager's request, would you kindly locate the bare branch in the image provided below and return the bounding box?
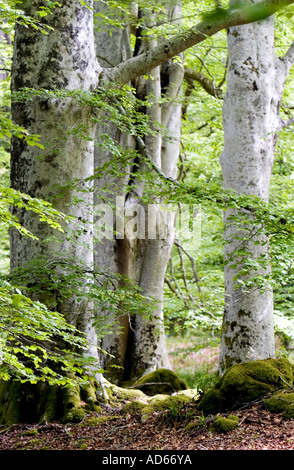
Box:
[174,240,205,306]
[184,66,223,98]
[176,242,194,301]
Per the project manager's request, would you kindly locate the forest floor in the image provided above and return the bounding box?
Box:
[0,405,294,451]
[0,401,294,451]
[1,342,294,452]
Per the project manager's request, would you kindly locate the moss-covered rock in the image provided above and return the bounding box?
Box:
[284,403,294,419]
[109,383,146,401]
[211,415,239,433]
[131,369,187,396]
[198,358,294,415]
[119,389,199,422]
[264,391,294,419]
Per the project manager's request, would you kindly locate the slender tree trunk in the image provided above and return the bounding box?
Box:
[131,41,183,379]
[92,1,135,382]
[94,3,183,382]
[219,2,289,373]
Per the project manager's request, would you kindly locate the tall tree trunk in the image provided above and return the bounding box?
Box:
[94,3,183,383]
[219,1,289,373]
[93,1,135,383]
[7,0,102,423]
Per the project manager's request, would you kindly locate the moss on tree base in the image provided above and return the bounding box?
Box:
[198,358,294,415]
[0,379,102,425]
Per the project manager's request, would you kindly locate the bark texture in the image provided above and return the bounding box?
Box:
[10,0,101,370]
[219,2,290,373]
[94,3,183,382]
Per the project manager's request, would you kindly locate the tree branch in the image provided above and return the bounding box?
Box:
[103,0,294,86]
[282,40,294,70]
[174,240,205,306]
[279,116,294,129]
[184,66,223,98]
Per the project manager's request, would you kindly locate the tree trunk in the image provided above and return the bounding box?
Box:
[6,0,102,423]
[94,3,183,383]
[219,2,289,373]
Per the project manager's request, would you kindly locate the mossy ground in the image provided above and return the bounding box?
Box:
[211,415,239,433]
[2,359,294,428]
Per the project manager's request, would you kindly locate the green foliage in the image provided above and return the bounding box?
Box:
[0,0,56,34]
[0,278,98,386]
[8,254,155,340]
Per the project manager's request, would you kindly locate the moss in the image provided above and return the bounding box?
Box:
[140,405,154,422]
[185,416,206,432]
[211,415,239,433]
[148,394,171,410]
[25,438,47,449]
[74,439,88,449]
[264,391,294,419]
[20,428,39,437]
[149,390,195,413]
[82,415,120,426]
[81,384,102,413]
[110,384,146,401]
[198,358,294,415]
[283,403,294,419]
[60,384,85,423]
[0,379,106,425]
[62,407,86,424]
[131,369,187,396]
[121,400,148,415]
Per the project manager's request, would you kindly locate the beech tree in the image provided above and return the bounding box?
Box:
[93,1,183,382]
[2,0,294,423]
[219,0,294,372]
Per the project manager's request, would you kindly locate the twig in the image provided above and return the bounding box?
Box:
[176,242,194,302]
[174,240,205,306]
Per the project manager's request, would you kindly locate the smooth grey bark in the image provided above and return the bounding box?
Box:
[10,0,101,366]
[93,2,135,382]
[94,3,183,382]
[219,1,294,373]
